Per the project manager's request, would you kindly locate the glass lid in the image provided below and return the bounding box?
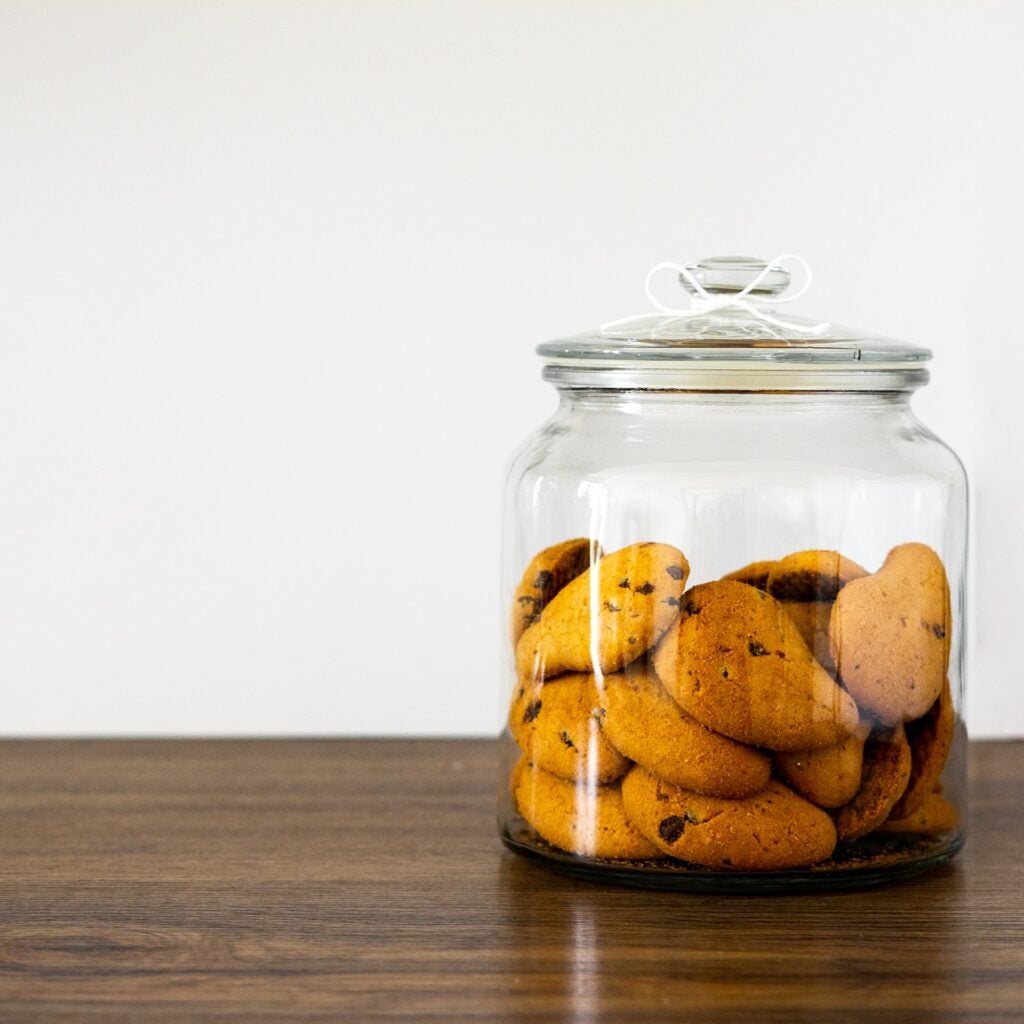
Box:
[538,255,931,391]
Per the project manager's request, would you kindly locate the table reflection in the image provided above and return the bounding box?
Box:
[496,852,967,1020]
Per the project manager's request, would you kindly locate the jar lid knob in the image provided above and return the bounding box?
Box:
[681,256,792,299]
[599,254,826,337]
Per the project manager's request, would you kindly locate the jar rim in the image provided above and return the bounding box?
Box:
[540,360,930,393]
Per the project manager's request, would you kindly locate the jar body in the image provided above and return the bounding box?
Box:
[499,388,967,891]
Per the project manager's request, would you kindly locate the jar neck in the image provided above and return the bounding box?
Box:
[554,387,915,414]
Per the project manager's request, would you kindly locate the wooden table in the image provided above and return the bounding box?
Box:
[0,739,1021,1022]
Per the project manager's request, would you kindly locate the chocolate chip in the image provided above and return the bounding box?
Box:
[522,700,542,724]
[683,599,702,616]
[662,596,680,607]
[666,565,685,580]
[559,730,576,749]
[748,640,769,657]
[618,578,630,589]
[603,600,621,612]
[721,667,729,678]
[658,815,687,843]
[932,623,947,640]
[532,570,553,591]
[635,581,656,595]
[627,636,638,645]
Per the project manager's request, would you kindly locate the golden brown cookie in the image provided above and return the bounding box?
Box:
[510,538,597,644]
[508,674,630,784]
[516,542,690,680]
[883,791,960,835]
[829,543,951,725]
[597,664,771,798]
[621,767,837,870]
[773,721,870,809]
[721,560,776,591]
[781,599,837,675]
[512,757,660,860]
[766,550,868,601]
[889,678,955,819]
[651,581,860,751]
[834,727,912,841]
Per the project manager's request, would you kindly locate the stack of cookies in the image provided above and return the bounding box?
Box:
[507,540,958,871]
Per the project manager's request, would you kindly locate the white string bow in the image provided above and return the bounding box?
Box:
[601,253,830,338]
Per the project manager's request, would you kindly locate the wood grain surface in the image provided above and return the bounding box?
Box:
[0,738,1022,1023]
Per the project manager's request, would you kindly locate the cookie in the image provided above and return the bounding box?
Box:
[651,581,860,751]
[509,674,630,784]
[598,664,771,798]
[888,678,955,819]
[883,791,960,835]
[834,727,912,841]
[781,599,837,675]
[510,538,597,644]
[621,767,837,870]
[829,543,951,725]
[766,550,868,601]
[516,542,690,680]
[774,721,871,809]
[721,560,775,591]
[512,757,660,860]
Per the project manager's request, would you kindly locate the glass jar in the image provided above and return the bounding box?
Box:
[499,255,967,892]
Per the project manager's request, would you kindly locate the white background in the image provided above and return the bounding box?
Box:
[1,1,1021,737]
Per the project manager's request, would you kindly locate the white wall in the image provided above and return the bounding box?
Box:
[1,1,1020,737]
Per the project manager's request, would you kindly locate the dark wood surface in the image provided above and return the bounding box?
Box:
[0,739,1021,1023]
